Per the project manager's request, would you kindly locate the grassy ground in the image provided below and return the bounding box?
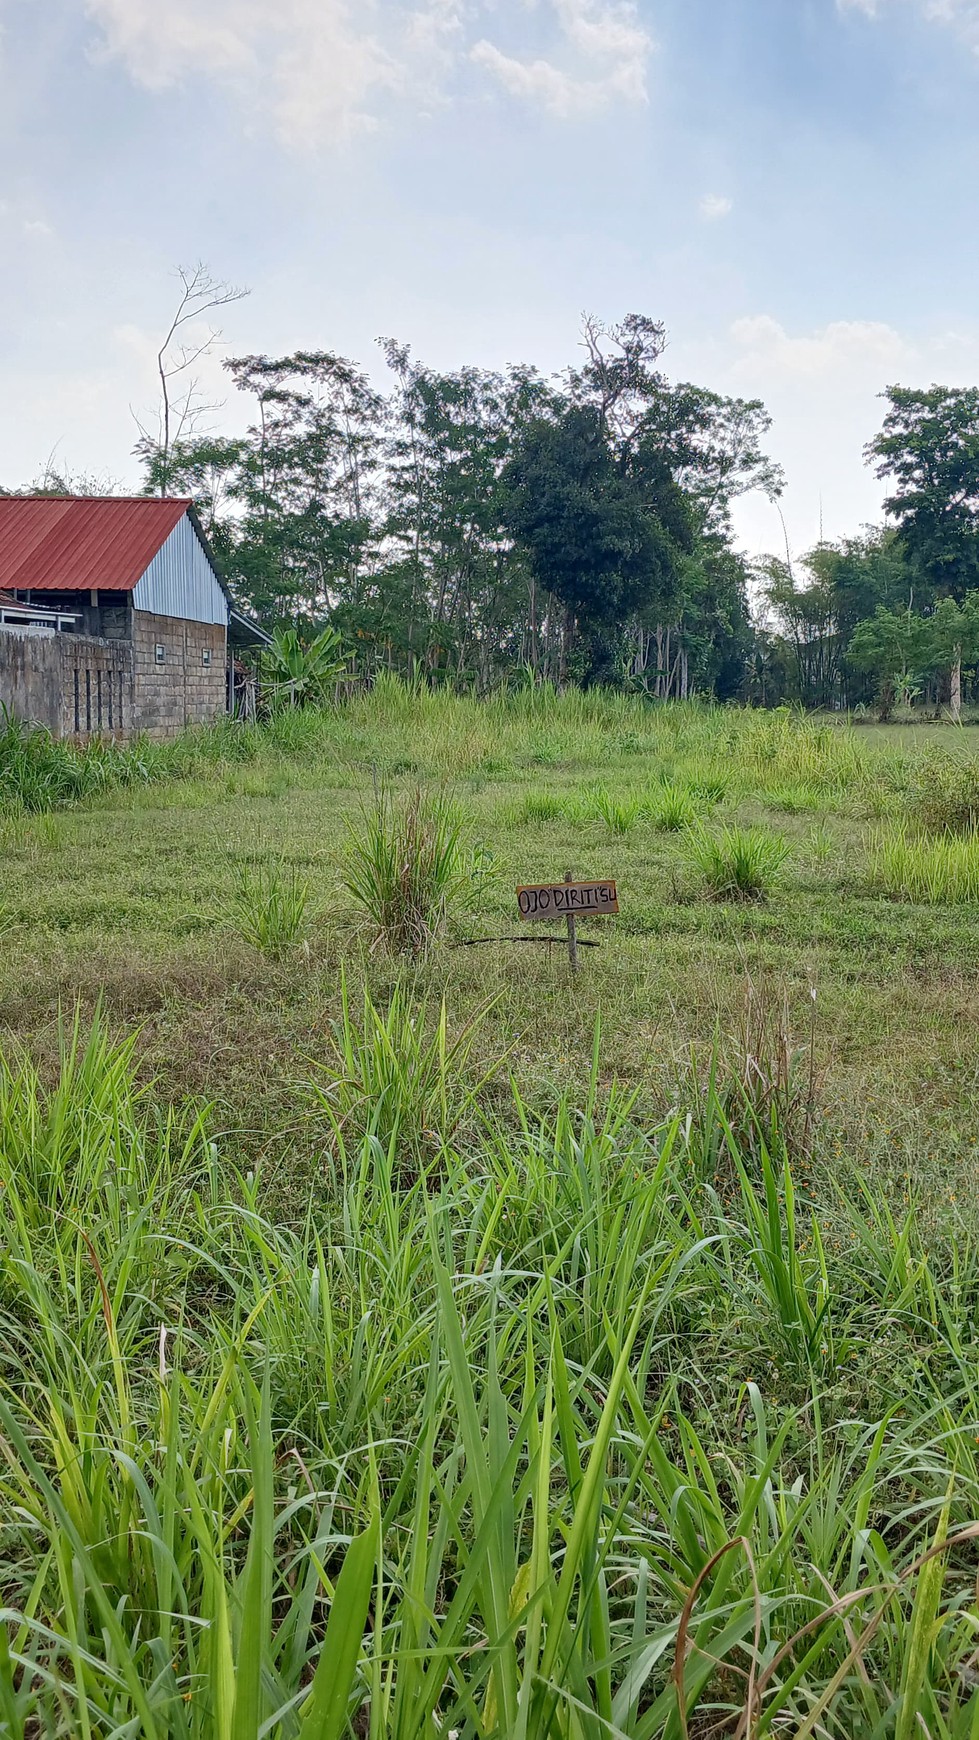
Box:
[6,687,979,1734]
[1,686,977,1217]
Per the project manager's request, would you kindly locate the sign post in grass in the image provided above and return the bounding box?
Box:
[516,872,619,972]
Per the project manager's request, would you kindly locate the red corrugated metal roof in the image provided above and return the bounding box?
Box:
[0,496,192,593]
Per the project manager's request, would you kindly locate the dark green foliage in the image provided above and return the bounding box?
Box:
[869,384,979,603]
[125,311,784,701]
[503,402,693,683]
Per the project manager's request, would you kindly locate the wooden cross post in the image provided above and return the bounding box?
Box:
[564,869,579,974]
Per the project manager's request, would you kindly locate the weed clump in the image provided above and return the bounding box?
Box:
[596,787,644,834]
[316,976,503,1158]
[649,781,698,831]
[687,823,790,901]
[232,861,309,957]
[515,788,565,824]
[870,821,979,903]
[344,786,466,955]
[904,748,979,833]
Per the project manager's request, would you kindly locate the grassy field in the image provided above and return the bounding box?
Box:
[4,686,979,1734]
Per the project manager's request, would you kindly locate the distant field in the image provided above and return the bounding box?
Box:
[5,687,979,1734]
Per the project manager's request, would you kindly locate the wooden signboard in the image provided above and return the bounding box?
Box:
[516,874,618,973]
[516,881,619,920]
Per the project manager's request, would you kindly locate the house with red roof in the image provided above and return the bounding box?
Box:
[0,496,262,739]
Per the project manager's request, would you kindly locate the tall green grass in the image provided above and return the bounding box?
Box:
[232,860,310,956]
[0,707,301,813]
[870,821,979,903]
[686,823,790,900]
[0,684,909,821]
[344,786,468,955]
[2,1012,979,1734]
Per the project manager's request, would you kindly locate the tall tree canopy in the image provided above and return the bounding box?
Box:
[868,385,979,603]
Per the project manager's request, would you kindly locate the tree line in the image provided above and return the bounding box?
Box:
[12,284,979,713]
[137,310,782,697]
[759,385,979,718]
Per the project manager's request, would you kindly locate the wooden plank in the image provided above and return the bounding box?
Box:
[516,881,618,921]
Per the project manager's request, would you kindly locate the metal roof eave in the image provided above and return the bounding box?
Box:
[229,608,274,648]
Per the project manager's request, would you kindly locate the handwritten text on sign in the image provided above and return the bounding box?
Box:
[517,881,619,921]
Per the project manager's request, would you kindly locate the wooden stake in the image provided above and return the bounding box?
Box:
[564,869,579,974]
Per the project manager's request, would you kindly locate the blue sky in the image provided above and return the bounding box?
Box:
[2,0,979,558]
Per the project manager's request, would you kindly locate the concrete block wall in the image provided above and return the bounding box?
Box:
[63,637,134,739]
[0,626,134,740]
[132,610,228,737]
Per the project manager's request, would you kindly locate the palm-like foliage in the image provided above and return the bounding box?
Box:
[261,625,348,711]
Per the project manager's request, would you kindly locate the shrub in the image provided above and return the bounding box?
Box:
[232,861,309,957]
[687,823,790,900]
[344,786,466,955]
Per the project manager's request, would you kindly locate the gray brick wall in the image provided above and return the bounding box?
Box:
[0,627,134,739]
[132,610,227,738]
[0,610,228,742]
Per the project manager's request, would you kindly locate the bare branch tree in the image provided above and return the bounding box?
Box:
[134,263,249,496]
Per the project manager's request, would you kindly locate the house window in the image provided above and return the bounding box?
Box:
[155,644,165,664]
[202,648,212,668]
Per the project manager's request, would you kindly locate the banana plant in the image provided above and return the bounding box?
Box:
[261,625,348,711]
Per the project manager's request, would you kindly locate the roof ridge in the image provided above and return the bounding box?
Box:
[1,494,194,505]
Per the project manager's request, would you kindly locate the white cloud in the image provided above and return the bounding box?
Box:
[85,0,465,145]
[0,199,55,239]
[700,193,733,220]
[714,314,979,556]
[838,0,979,50]
[472,0,652,114]
[730,313,909,379]
[85,0,649,142]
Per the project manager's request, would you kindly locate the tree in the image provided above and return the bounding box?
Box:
[135,264,249,498]
[634,382,785,537]
[762,558,842,710]
[221,350,385,626]
[503,403,692,685]
[848,606,935,720]
[869,385,979,716]
[377,344,556,683]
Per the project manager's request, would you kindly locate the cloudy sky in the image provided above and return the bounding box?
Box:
[1,0,978,558]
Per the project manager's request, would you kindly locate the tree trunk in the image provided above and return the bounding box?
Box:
[559,600,574,689]
[951,646,962,722]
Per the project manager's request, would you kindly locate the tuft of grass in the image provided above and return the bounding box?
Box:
[687,822,790,900]
[649,781,698,831]
[232,861,309,956]
[315,974,505,1158]
[344,785,466,955]
[515,788,566,824]
[689,773,728,804]
[869,821,979,903]
[766,780,823,814]
[904,747,979,834]
[596,786,645,834]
